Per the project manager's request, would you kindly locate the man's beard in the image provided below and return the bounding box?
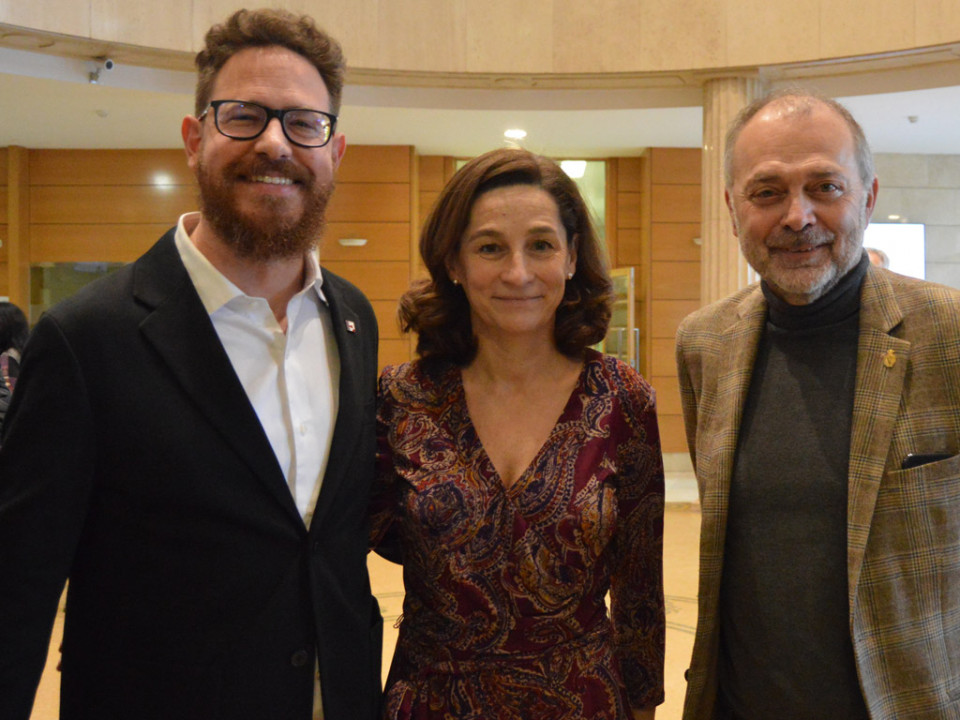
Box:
[197,156,333,262]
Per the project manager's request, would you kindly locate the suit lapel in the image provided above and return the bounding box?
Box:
[132,232,301,525]
[847,267,908,606]
[705,289,768,519]
[309,273,368,530]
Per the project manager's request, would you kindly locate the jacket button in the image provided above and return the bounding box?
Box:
[290,649,311,667]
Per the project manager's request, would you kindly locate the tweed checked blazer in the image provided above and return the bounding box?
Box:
[676,264,960,720]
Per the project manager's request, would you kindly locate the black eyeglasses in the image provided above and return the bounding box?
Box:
[199,100,338,148]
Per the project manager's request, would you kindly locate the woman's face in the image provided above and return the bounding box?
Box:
[449,184,576,346]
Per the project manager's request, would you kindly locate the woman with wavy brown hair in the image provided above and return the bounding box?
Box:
[371,148,665,719]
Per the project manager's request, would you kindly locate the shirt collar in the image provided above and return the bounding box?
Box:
[174,212,327,316]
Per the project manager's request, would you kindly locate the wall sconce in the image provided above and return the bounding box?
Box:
[337,238,368,247]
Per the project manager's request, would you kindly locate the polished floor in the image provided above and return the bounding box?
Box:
[30,471,700,720]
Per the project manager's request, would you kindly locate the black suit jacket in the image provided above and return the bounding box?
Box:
[0,229,383,720]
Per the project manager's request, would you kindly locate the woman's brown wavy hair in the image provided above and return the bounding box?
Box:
[400,148,613,369]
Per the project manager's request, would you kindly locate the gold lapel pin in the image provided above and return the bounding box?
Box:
[883,349,897,368]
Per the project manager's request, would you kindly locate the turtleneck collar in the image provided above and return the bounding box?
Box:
[762,251,870,331]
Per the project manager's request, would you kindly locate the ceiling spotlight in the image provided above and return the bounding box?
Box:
[888,214,901,220]
[504,128,527,140]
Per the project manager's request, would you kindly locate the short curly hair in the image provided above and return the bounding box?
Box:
[194,8,345,117]
[400,148,613,369]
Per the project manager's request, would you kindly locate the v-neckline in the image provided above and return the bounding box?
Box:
[456,359,588,496]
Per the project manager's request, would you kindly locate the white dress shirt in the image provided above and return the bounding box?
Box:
[174,212,340,526]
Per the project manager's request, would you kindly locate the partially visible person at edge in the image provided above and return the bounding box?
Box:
[677,88,960,719]
[0,8,382,719]
[371,147,665,719]
[0,301,29,432]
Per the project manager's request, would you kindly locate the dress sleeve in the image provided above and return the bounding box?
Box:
[608,363,666,710]
[369,366,403,563]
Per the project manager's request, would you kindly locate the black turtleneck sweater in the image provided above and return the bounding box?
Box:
[717,255,871,719]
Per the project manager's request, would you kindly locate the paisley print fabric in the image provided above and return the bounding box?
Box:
[371,349,665,719]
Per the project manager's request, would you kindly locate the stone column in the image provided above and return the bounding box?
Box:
[700,76,764,306]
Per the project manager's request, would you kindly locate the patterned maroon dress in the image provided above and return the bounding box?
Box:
[371,349,665,719]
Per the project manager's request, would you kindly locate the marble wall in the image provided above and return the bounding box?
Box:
[873,153,960,289]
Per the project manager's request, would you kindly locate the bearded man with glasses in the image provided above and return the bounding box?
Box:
[0,9,382,720]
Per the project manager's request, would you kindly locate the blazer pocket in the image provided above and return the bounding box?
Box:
[888,454,960,699]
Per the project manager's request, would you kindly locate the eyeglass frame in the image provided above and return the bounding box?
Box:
[198,99,338,149]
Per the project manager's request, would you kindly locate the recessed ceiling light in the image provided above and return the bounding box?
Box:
[504,128,527,140]
[888,214,901,220]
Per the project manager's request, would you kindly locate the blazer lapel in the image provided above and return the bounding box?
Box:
[846,267,908,605]
[132,233,301,525]
[309,274,369,529]
[703,288,768,518]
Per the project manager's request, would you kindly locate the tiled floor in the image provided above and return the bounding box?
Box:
[30,464,700,720]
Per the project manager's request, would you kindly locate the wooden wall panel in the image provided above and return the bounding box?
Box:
[655,413,688,454]
[650,147,702,185]
[379,339,412,369]
[29,149,194,186]
[31,185,196,224]
[616,157,643,192]
[0,265,7,295]
[652,261,700,300]
[418,156,447,192]
[322,222,410,262]
[337,145,411,184]
[0,226,6,263]
[650,300,699,337]
[323,260,410,301]
[0,148,7,182]
[617,228,642,266]
[31,224,170,262]
[371,299,402,339]
[616,191,642,229]
[651,338,678,378]
[651,222,701,261]
[651,184,701,223]
[0,189,7,224]
[326,183,410,223]
[652,379,682,416]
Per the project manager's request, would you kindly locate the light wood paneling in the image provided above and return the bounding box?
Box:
[652,261,700,300]
[371,299,402,339]
[326,183,410,223]
[650,300,699,338]
[419,192,440,222]
[651,185,701,223]
[656,413,689,454]
[652,377,683,416]
[617,228,642,266]
[31,186,196,224]
[651,147,702,185]
[0,189,7,224]
[31,224,169,262]
[652,223,702,262]
[0,148,7,184]
[30,149,194,186]
[0,264,7,296]
[0,229,6,263]
[337,145,411,184]
[418,156,447,192]
[321,223,410,262]
[651,337,679,378]
[322,260,410,301]
[617,157,643,192]
[379,339,412,370]
[616,192,642,229]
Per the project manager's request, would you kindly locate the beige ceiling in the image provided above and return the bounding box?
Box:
[1,45,959,158]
